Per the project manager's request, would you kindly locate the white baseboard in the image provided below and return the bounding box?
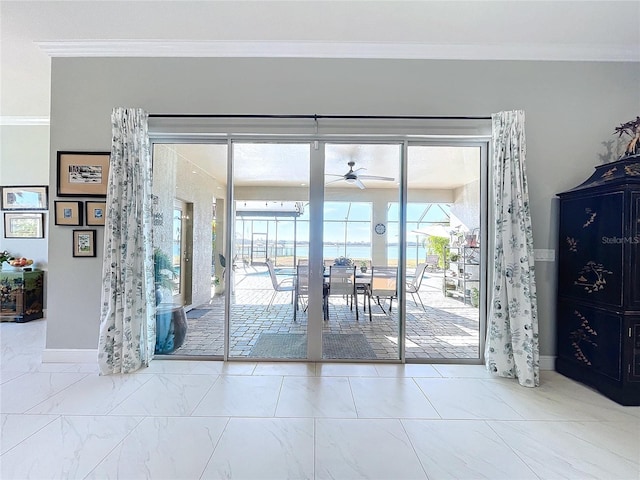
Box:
[540,355,555,371]
[42,349,97,363]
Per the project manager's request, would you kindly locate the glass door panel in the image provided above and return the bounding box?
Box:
[229,142,310,359]
[323,143,401,360]
[405,145,482,360]
[152,143,228,357]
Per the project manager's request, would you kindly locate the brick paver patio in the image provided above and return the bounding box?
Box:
[168,265,481,361]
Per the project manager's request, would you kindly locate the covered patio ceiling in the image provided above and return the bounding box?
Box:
[164,143,481,190]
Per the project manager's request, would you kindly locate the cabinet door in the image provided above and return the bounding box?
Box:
[557,301,623,381]
[630,192,640,309]
[558,192,625,308]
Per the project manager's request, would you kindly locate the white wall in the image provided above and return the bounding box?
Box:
[47,57,640,354]
[450,179,480,233]
[0,124,50,270]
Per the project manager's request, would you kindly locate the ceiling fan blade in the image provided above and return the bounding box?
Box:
[358,175,395,182]
[325,177,345,185]
[354,178,366,189]
[352,167,366,174]
[325,173,345,178]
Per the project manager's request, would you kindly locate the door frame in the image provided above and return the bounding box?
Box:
[151,132,489,364]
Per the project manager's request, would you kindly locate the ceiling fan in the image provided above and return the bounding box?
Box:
[325,161,395,189]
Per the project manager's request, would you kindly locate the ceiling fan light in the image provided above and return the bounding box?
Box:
[345,178,355,183]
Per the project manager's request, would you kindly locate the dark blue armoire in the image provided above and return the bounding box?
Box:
[556,155,640,405]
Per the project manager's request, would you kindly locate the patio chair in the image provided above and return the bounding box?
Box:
[406,262,428,311]
[424,254,440,272]
[368,266,397,321]
[327,265,358,321]
[266,259,295,309]
[295,263,309,314]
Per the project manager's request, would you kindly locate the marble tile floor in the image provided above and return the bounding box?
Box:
[1,319,639,479]
[173,269,480,360]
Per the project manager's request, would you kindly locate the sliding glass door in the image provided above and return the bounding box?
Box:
[405,145,484,361]
[229,142,311,359]
[152,138,486,362]
[322,143,401,360]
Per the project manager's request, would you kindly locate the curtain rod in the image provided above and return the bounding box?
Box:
[149,113,491,121]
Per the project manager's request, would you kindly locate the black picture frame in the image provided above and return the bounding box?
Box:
[85,201,106,226]
[72,229,96,257]
[57,151,110,197]
[1,185,48,210]
[54,201,83,226]
[4,212,45,238]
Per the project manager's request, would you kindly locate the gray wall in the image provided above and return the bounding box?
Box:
[48,57,640,354]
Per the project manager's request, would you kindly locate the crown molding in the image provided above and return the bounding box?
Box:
[0,116,50,126]
[36,40,640,62]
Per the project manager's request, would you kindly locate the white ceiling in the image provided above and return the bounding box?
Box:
[1,1,639,120]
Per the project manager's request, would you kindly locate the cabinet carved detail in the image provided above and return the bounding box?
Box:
[570,310,598,366]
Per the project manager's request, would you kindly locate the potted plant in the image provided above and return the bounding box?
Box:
[359,261,368,273]
[470,287,480,308]
[153,248,174,305]
[0,250,14,270]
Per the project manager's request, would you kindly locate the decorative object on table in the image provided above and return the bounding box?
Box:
[3,213,45,238]
[85,201,106,226]
[556,152,640,406]
[54,200,83,226]
[8,257,33,268]
[0,186,48,210]
[333,256,353,267]
[56,151,110,197]
[72,229,96,257]
[0,269,44,322]
[614,116,640,159]
[359,261,368,273]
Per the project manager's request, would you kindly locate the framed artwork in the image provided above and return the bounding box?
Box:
[54,201,83,226]
[72,229,96,257]
[3,213,45,238]
[1,186,48,210]
[57,151,110,197]
[85,201,106,226]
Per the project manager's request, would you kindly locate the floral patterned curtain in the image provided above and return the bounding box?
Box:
[485,110,539,387]
[98,108,155,374]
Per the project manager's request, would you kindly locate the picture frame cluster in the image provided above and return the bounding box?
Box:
[53,151,110,257]
[1,151,110,255]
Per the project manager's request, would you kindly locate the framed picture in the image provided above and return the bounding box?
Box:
[85,201,106,226]
[54,201,83,226]
[1,186,48,210]
[57,151,110,197]
[4,213,45,238]
[72,229,96,257]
